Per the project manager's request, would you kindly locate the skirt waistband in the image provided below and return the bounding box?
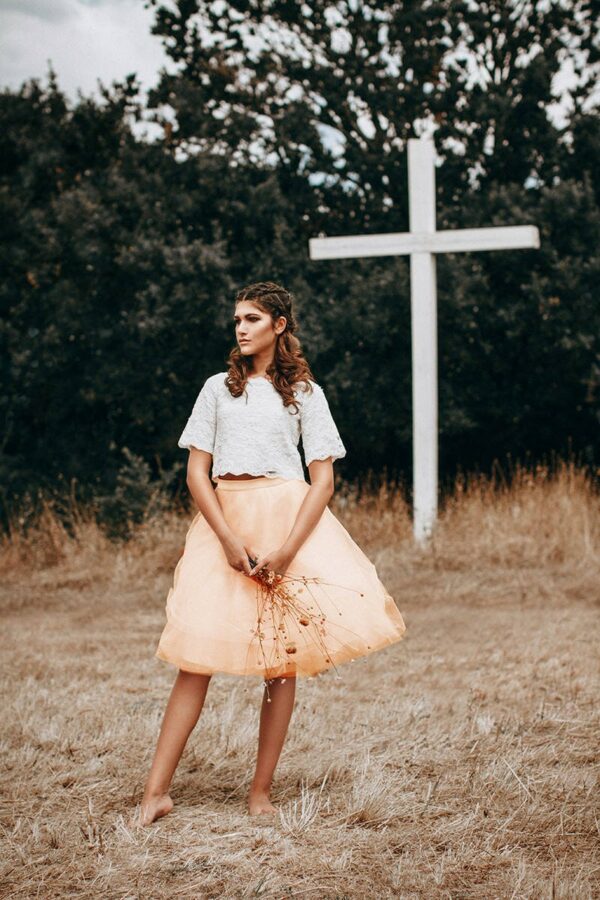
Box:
[215,475,303,491]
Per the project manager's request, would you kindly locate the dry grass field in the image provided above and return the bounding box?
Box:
[1,461,598,899]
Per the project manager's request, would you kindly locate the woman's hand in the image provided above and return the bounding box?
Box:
[248,546,295,578]
[221,533,260,577]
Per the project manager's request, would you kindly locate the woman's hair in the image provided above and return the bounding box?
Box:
[225,281,315,413]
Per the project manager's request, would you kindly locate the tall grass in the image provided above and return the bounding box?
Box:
[1,458,597,584]
[433,459,599,569]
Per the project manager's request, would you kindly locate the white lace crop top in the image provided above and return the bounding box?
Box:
[178,372,347,482]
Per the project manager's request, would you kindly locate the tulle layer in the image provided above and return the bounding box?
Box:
[155,476,406,679]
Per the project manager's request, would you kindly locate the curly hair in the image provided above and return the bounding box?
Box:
[225,281,315,414]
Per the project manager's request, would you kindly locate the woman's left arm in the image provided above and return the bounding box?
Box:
[248,459,334,576]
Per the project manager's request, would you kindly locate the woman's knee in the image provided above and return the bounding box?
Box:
[178,669,212,682]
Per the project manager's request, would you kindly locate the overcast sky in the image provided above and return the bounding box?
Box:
[0,0,169,100]
[0,0,584,132]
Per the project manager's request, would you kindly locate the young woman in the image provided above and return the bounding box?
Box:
[140,281,406,825]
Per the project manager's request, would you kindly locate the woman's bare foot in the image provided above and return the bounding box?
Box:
[138,793,174,826]
[248,789,277,816]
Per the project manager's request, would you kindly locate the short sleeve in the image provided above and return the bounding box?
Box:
[300,382,347,467]
[178,377,217,453]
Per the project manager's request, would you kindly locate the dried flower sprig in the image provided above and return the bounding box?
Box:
[244,556,371,702]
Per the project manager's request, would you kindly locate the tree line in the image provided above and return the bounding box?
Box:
[1,0,598,532]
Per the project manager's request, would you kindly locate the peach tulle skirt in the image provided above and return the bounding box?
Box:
[155,476,406,680]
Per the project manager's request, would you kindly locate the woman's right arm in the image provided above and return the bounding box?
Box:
[185,449,256,575]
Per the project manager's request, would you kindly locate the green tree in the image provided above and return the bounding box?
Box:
[0,74,233,503]
[146,0,599,479]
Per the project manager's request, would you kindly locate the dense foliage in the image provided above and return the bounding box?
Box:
[1,0,598,529]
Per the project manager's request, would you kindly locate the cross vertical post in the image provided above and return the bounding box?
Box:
[408,138,438,542]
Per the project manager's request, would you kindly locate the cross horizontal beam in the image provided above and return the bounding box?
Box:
[309,225,540,260]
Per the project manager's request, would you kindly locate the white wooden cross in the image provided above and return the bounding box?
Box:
[309,136,540,545]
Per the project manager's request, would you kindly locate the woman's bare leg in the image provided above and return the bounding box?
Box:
[248,675,297,815]
[139,670,212,825]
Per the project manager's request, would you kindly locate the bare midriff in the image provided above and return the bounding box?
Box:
[219,473,263,480]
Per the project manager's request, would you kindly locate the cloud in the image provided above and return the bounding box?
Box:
[0,0,76,24]
[0,0,169,99]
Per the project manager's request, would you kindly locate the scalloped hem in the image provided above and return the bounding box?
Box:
[211,470,306,484]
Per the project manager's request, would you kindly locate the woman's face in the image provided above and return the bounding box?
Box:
[234,301,286,356]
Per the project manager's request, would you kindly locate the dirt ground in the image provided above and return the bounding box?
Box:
[1,463,598,898]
